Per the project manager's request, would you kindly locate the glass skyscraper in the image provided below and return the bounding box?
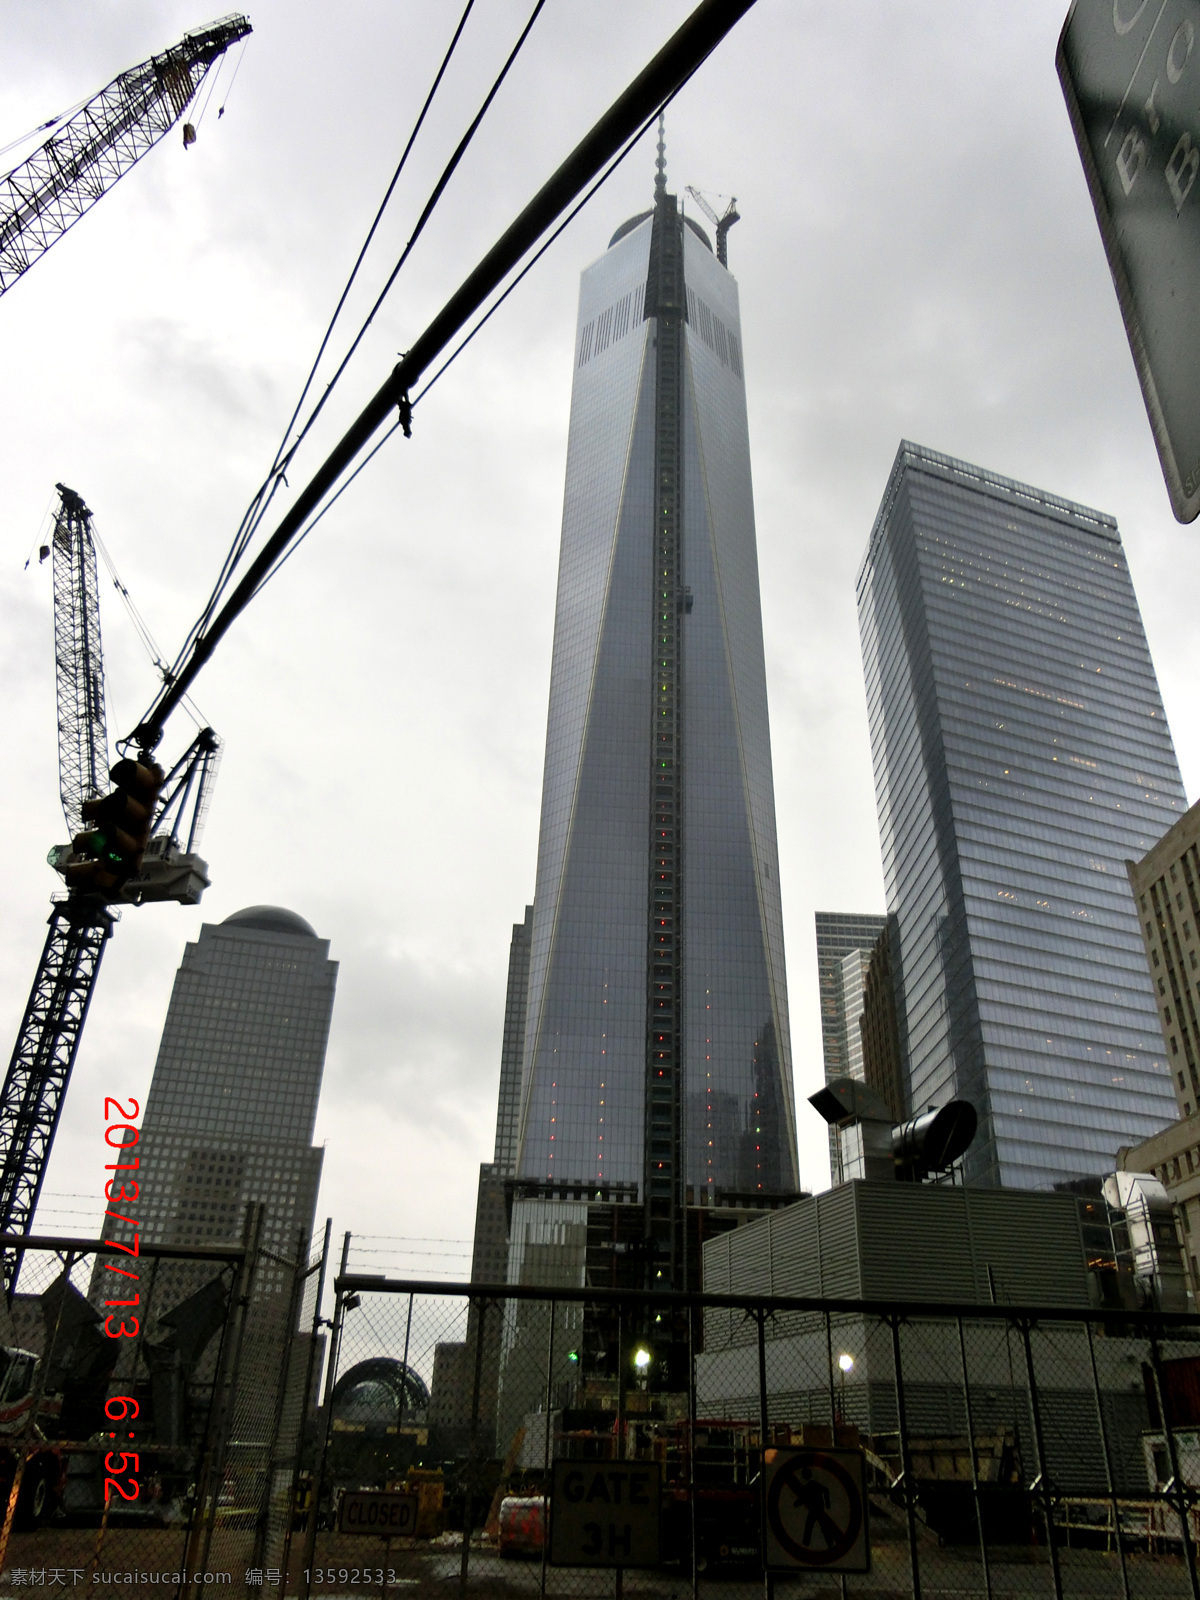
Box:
[105,904,336,1268]
[513,147,797,1287]
[858,442,1186,1190]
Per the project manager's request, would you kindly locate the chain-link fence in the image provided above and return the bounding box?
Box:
[299,1270,1200,1600]
[0,1220,328,1600]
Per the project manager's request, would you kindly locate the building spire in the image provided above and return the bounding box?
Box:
[654,111,667,201]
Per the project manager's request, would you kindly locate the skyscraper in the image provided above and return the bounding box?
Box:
[814,913,886,1180]
[858,442,1186,1190]
[115,905,336,1267]
[511,140,798,1289]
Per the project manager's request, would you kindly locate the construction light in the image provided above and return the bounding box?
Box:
[838,1352,854,1374]
[633,1346,652,1371]
[567,1349,580,1365]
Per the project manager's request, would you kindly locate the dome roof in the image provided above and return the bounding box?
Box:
[222,905,317,939]
[608,210,652,249]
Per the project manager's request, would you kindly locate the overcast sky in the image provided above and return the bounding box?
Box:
[3,0,1199,1274]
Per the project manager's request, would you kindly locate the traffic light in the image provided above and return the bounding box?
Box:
[66,757,163,893]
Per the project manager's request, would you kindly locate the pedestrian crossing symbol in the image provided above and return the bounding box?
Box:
[764,1448,869,1572]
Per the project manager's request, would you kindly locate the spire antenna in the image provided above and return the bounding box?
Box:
[654,110,667,200]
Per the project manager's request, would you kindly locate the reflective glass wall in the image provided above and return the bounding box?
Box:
[858,444,1185,1189]
[515,206,797,1204]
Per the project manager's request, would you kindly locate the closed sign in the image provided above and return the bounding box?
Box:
[338,1491,419,1535]
[549,1461,660,1567]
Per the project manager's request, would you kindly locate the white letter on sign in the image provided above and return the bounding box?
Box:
[1114,0,1149,35]
[1166,132,1200,211]
[1168,19,1195,83]
[1117,127,1149,194]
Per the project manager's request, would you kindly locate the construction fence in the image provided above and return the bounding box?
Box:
[0,1216,330,1600]
[301,1270,1200,1600]
[8,1234,1200,1599]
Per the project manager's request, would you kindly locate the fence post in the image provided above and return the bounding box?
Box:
[756,1305,771,1600]
[1147,1322,1200,1600]
[955,1315,992,1600]
[0,1247,79,1576]
[1014,1318,1063,1600]
[823,1310,848,1600]
[616,1301,626,1600]
[298,1230,351,1600]
[188,1203,266,1594]
[280,1218,333,1595]
[250,1225,310,1574]
[688,1302,698,1600]
[459,1295,490,1592]
[887,1314,922,1600]
[1083,1317,1130,1600]
[539,1296,555,1600]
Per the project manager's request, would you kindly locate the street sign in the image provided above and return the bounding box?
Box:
[764,1448,869,1572]
[548,1460,661,1567]
[1059,0,1200,522]
[338,1490,419,1536]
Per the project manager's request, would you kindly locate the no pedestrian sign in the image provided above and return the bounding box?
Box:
[764,1448,869,1573]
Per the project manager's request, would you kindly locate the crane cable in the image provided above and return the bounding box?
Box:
[249,89,685,601]
[172,0,542,680]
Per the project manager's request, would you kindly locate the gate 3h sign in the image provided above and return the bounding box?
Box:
[549,1461,661,1567]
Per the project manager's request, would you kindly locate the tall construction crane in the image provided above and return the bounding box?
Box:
[0,14,251,299]
[684,186,739,267]
[0,487,218,1285]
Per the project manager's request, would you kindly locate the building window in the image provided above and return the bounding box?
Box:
[1174,1038,1181,1055]
[1155,949,1161,966]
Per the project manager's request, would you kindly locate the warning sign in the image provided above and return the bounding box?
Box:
[549,1460,660,1567]
[764,1448,869,1572]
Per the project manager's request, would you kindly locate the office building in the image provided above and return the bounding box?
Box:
[858,442,1185,1190]
[510,136,798,1293]
[1127,798,1200,1116]
[815,913,887,1085]
[859,927,904,1121]
[1118,1118,1200,1297]
[814,913,887,1180]
[93,904,336,1341]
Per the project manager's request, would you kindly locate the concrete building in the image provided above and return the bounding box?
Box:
[858,442,1186,1190]
[1127,798,1200,1118]
[1118,1119,1200,1299]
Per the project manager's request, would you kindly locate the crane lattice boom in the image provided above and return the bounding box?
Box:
[50,485,107,838]
[0,13,251,298]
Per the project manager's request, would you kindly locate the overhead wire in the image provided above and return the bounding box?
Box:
[249,88,680,602]
[168,0,479,675]
[170,0,531,682]
[126,0,753,746]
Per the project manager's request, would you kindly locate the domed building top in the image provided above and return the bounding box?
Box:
[222,905,318,939]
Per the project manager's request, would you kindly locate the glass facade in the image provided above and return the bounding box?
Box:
[109,905,336,1260]
[858,443,1185,1190]
[516,195,797,1217]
